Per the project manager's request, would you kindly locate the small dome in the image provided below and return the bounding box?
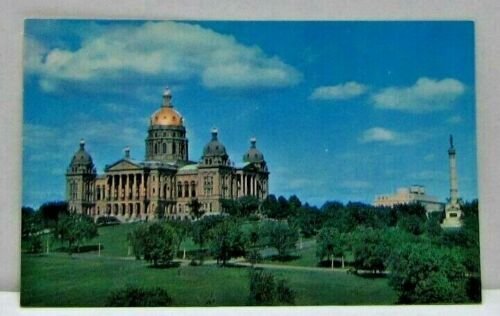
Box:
[243,138,264,163]
[69,139,94,167]
[150,88,184,127]
[203,128,228,157]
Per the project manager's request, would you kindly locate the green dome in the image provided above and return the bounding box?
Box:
[202,129,228,157]
[243,138,264,163]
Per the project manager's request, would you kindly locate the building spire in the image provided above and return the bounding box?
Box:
[79,138,85,150]
[124,146,130,159]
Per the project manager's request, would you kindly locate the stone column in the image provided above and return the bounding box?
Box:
[140,174,144,199]
[448,137,459,205]
[112,175,116,200]
[243,174,246,196]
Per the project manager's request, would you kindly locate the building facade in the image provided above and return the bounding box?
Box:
[66,89,269,221]
[374,185,444,214]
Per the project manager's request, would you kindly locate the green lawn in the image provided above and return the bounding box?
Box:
[21,254,397,307]
[29,223,199,258]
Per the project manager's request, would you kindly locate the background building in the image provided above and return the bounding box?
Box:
[374,185,444,214]
[66,89,269,221]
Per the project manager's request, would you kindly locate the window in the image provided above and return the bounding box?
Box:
[154,143,158,154]
[184,181,189,197]
[177,182,182,198]
[172,142,176,154]
[163,143,167,154]
[191,181,196,197]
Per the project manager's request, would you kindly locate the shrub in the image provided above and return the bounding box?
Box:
[105,285,173,307]
[249,269,275,305]
[248,269,295,305]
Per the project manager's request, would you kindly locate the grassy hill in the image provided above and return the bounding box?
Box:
[21,254,397,307]
[21,223,397,306]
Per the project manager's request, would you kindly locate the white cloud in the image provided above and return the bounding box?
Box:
[359,127,397,143]
[25,21,301,91]
[358,127,428,145]
[371,77,465,113]
[310,81,368,100]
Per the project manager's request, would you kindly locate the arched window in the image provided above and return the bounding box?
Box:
[191,181,196,197]
[177,182,182,198]
[184,181,189,197]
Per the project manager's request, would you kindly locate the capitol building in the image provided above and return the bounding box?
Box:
[65,89,269,221]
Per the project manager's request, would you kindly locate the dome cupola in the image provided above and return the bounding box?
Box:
[150,87,184,127]
[243,137,264,163]
[145,87,189,163]
[201,128,229,166]
[203,128,228,157]
[68,139,95,174]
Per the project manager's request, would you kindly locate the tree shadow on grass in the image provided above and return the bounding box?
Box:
[146,261,181,269]
[354,271,388,279]
[317,259,347,268]
[268,255,300,262]
[223,263,253,269]
[53,244,103,253]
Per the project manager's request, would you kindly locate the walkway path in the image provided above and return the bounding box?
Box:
[230,260,349,273]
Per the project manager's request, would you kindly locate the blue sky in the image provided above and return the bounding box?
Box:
[23,20,477,208]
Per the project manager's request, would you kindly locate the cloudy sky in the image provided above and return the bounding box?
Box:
[23,20,477,208]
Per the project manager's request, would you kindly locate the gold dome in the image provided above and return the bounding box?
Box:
[150,88,184,126]
[150,106,183,126]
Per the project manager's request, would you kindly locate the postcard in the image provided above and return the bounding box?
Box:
[21,20,480,306]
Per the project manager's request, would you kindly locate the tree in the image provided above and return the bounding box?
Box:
[221,196,259,218]
[245,223,262,266]
[21,207,44,253]
[54,213,98,253]
[209,219,246,265]
[220,198,241,217]
[289,205,321,238]
[106,285,173,307]
[262,194,290,219]
[141,223,178,267]
[169,219,192,259]
[425,211,444,240]
[191,215,225,264]
[316,226,346,269]
[127,224,149,259]
[39,201,69,228]
[188,198,204,220]
[388,242,468,303]
[263,221,298,259]
[349,227,390,273]
[288,195,302,211]
[238,196,260,217]
[394,203,427,235]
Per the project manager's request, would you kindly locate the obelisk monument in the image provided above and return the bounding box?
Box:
[442,135,463,228]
